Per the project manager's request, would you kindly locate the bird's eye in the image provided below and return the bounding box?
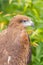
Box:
[20,20,26,22]
[21,20,27,22]
[23,20,26,22]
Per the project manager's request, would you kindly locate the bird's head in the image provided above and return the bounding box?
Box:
[9,15,34,28]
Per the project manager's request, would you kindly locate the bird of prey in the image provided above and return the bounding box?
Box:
[0,15,34,65]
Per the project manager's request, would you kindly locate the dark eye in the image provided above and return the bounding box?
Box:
[20,20,27,22]
[23,20,26,22]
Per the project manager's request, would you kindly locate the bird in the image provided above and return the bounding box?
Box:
[0,15,34,65]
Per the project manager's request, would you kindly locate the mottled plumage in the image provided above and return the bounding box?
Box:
[0,15,33,65]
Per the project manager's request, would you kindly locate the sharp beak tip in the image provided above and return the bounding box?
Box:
[31,22,34,27]
[29,20,34,27]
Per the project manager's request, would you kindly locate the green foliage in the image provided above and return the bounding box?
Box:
[0,0,43,65]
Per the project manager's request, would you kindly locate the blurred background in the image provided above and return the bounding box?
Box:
[0,0,43,65]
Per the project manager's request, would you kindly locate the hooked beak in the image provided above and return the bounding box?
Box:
[22,20,34,27]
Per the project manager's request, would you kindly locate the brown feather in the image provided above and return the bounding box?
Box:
[0,15,31,65]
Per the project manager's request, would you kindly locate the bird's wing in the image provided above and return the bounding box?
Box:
[19,30,31,64]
